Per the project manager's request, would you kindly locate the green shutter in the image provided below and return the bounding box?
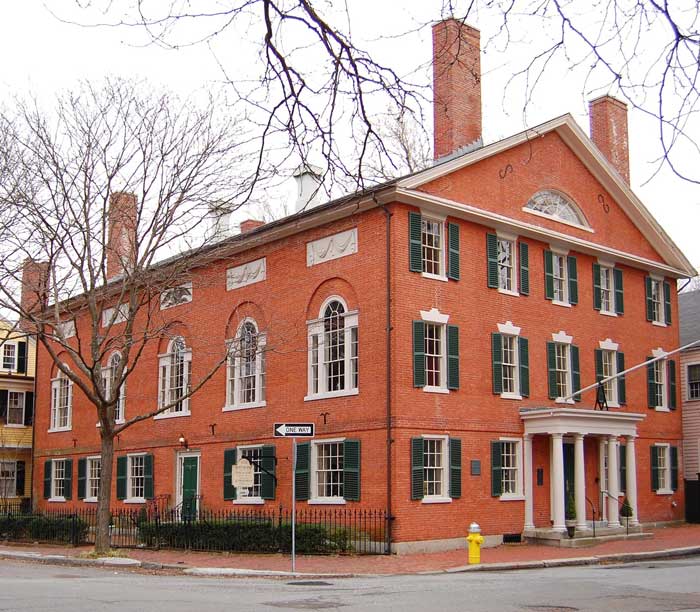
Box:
[492,333,503,394]
[670,446,679,491]
[447,325,459,390]
[547,341,557,399]
[594,349,604,382]
[24,392,34,426]
[647,357,656,408]
[43,460,52,499]
[77,458,87,500]
[491,441,503,497]
[668,359,677,410]
[261,445,276,500]
[519,337,530,398]
[413,321,425,387]
[409,212,422,273]
[343,439,361,501]
[64,459,72,500]
[567,256,578,305]
[592,264,602,310]
[143,454,154,499]
[645,277,654,321]
[449,438,462,499]
[663,281,672,324]
[223,448,237,501]
[486,233,499,288]
[613,268,624,314]
[411,438,424,500]
[295,442,310,501]
[447,222,460,280]
[16,461,25,497]
[17,341,27,374]
[571,345,581,401]
[651,446,659,491]
[544,250,554,299]
[0,390,7,422]
[519,242,529,295]
[116,456,127,500]
[617,352,626,405]
[619,445,627,493]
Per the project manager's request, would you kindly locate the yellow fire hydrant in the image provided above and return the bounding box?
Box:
[466,522,484,564]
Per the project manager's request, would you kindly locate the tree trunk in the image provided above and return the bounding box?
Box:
[94,433,115,554]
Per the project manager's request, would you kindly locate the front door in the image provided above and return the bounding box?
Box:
[179,455,199,520]
[563,442,575,505]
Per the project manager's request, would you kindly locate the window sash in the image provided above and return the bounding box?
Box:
[102,358,125,423]
[87,458,101,499]
[424,323,443,388]
[657,446,668,490]
[315,442,344,499]
[688,365,700,400]
[308,312,358,396]
[0,461,16,497]
[51,376,71,429]
[653,361,665,407]
[52,460,66,498]
[158,343,191,413]
[500,442,518,494]
[2,344,16,370]
[423,438,444,497]
[651,280,663,322]
[7,391,24,425]
[228,328,266,407]
[421,218,443,276]
[238,447,263,498]
[129,456,145,499]
[600,267,613,312]
[501,335,517,394]
[602,350,617,403]
[555,343,570,397]
[497,239,514,291]
[552,255,567,302]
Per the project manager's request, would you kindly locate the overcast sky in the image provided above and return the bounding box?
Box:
[1,1,698,276]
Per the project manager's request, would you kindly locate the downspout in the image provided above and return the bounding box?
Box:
[30,337,38,511]
[377,196,394,553]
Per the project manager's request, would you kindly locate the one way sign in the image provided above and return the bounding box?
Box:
[274,423,315,438]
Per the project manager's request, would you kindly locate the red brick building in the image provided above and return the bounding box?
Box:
[31,19,696,552]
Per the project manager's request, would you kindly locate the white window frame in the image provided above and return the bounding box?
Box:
[102,352,126,424]
[598,339,620,408]
[310,438,347,505]
[420,214,447,281]
[234,445,264,504]
[552,252,569,306]
[498,321,522,400]
[496,232,518,296]
[421,434,451,504]
[420,308,449,394]
[49,366,72,432]
[306,297,359,401]
[0,460,17,498]
[1,342,17,371]
[155,337,192,419]
[599,264,615,316]
[654,443,673,495]
[650,277,666,326]
[49,458,67,502]
[499,438,524,501]
[551,331,574,404]
[687,363,700,401]
[651,347,669,412]
[5,390,26,426]
[225,319,266,411]
[125,453,147,503]
[85,456,101,502]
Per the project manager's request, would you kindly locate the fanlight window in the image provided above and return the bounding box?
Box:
[525,191,588,228]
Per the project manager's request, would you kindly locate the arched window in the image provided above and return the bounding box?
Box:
[226,319,266,409]
[157,337,191,416]
[524,191,589,228]
[307,297,358,398]
[102,352,126,424]
[50,365,72,431]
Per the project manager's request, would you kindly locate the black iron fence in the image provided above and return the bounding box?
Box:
[0,504,389,555]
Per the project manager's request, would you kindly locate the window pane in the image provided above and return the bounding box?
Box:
[2,344,15,369]
[502,336,517,393]
[423,439,443,497]
[315,442,344,498]
[130,456,145,499]
[0,461,16,497]
[553,255,566,302]
[424,324,442,387]
[600,268,612,312]
[53,460,66,498]
[497,239,514,291]
[555,344,569,397]
[501,442,518,494]
[602,350,616,402]
[239,448,262,498]
[88,458,101,499]
[324,302,345,392]
[651,280,662,322]
[657,447,667,490]
[238,323,258,404]
[7,391,23,425]
[421,219,442,275]
[688,364,700,400]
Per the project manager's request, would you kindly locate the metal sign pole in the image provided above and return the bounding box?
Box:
[291,437,297,574]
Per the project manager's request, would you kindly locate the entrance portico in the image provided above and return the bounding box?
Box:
[520,408,645,534]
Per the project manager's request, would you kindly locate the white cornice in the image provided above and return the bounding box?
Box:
[395,114,695,277]
[384,186,690,278]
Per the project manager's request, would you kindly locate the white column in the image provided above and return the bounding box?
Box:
[626,436,639,526]
[551,433,566,531]
[607,435,620,528]
[574,433,587,530]
[598,437,607,522]
[524,434,535,530]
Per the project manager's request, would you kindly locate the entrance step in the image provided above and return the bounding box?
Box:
[523,526,653,548]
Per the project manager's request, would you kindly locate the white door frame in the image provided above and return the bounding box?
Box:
[175,451,201,508]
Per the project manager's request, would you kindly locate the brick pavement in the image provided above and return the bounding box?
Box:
[1,523,699,576]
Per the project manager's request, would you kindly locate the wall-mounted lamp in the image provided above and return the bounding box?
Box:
[178,434,189,450]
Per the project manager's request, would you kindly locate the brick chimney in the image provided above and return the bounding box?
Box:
[589,96,630,183]
[106,192,137,280]
[20,258,49,328]
[432,19,482,160]
[240,219,265,233]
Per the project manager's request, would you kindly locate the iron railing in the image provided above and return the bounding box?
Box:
[0,504,389,555]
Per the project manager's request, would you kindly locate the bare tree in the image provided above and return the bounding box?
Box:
[65,1,699,186]
[0,79,255,553]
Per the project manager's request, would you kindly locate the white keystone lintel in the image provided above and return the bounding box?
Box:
[498,321,521,336]
[227,257,267,291]
[599,338,619,351]
[306,228,357,267]
[552,330,573,344]
[420,308,449,324]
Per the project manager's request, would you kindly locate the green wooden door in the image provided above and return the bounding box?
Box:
[181,456,199,520]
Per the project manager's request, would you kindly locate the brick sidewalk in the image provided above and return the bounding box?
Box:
[2,523,699,575]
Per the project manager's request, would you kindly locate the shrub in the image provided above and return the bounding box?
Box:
[0,514,88,544]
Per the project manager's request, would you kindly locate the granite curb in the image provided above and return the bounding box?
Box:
[0,545,699,577]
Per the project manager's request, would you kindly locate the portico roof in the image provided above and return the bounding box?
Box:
[520,407,645,437]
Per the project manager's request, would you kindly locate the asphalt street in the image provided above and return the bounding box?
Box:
[0,557,699,611]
